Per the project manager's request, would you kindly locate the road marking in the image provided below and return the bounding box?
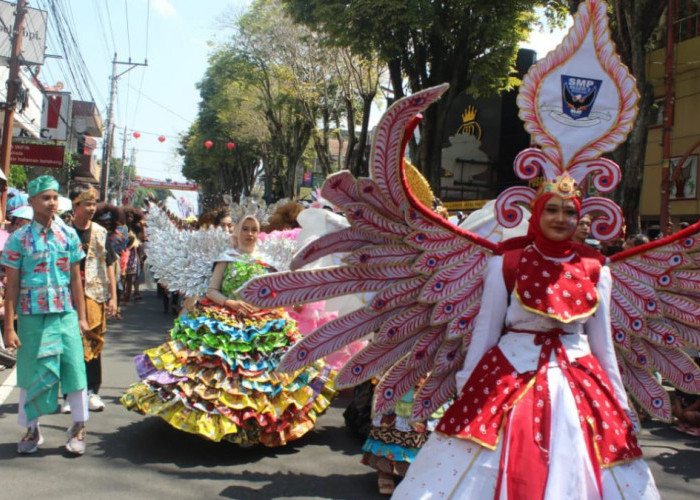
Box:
[0,368,17,405]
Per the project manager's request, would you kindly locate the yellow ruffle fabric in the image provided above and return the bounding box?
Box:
[121,340,337,447]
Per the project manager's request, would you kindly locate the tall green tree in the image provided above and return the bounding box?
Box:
[179,49,266,206]
[183,0,340,202]
[233,0,335,198]
[283,0,551,189]
[330,48,385,177]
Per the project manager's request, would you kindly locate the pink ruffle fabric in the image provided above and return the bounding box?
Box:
[288,301,368,370]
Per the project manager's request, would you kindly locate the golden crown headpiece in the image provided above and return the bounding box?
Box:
[534,174,582,203]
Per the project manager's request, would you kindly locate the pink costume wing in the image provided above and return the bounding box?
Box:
[239,85,495,417]
[608,222,700,420]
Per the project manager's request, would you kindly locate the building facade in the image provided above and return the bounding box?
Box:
[641,2,700,229]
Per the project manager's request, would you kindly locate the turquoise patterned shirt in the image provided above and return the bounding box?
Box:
[1,218,85,315]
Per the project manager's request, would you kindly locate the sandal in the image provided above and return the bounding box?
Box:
[685,426,700,437]
[673,423,691,433]
[377,473,395,496]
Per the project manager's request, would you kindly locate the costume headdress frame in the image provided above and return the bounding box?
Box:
[495,0,638,241]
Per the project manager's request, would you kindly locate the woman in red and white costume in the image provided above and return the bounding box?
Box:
[393,176,660,500]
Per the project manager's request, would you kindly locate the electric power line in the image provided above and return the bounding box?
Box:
[124,0,131,58]
[103,0,117,54]
[130,0,151,131]
[92,0,116,60]
[126,83,193,124]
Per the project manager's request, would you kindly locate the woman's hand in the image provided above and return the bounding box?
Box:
[223,299,259,314]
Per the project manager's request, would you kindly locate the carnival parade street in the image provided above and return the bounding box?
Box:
[0,283,697,500]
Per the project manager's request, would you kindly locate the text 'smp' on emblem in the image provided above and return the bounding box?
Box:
[561,75,602,120]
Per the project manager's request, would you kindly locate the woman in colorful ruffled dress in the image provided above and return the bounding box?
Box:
[121,215,336,446]
[393,177,660,499]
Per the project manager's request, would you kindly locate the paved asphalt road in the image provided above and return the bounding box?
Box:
[1,287,699,499]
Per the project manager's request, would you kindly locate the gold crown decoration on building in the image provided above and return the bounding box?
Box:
[457,105,482,139]
[462,105,478,123]
[534,174,582,201]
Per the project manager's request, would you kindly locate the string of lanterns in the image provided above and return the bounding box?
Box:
[131,131,235,150]
[132,131,167,142]
[204,140,236,150]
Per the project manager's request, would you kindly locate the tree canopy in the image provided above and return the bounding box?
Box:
[180,0,376,203]
[282,0,563,189]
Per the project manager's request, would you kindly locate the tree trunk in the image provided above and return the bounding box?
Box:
[608,1,665,235]
[312,131,333,178]
[417,86,456,198]
[344,97,358,175]
[356,93,374,177]
[347,94,373,178]
[388,58,405,103]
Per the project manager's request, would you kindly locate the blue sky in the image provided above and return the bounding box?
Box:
[36,1,569,214]
[39,1,248,188]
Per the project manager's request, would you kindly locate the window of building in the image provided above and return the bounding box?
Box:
[648,97,666,129]
[675,0,700,42]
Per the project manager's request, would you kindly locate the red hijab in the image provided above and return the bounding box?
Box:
[526,192,580,258]
[498,192,582,257]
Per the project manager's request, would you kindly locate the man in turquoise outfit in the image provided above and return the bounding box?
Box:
[1,175,91,455]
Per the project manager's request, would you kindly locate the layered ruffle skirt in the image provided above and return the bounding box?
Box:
[361,386,448,477]
[121,301,337,447]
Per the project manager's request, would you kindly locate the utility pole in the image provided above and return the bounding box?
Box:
[659,0,677,236]
[0,0,27,222]
[99,54,147,201]
[117,125,127,203]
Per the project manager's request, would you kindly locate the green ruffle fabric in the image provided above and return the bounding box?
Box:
[169,303,299,373]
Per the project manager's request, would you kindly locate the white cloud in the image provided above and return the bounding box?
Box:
[152,0,177,18]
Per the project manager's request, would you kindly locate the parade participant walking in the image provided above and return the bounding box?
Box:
[64,183,118,413]
[1,175,91,455]
[240,3,700,493]
[122,215,337,446]
[392,177,660,499]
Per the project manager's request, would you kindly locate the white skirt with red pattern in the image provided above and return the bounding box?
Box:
[393,334,660,500]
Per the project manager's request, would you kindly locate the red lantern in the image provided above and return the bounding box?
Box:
[204,140,213,149]
[227,142,236,150]
[158,136,166,143]
[133,131,141,139]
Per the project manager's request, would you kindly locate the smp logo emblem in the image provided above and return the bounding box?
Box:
[541,75,610,127]
[561,75,602,120]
